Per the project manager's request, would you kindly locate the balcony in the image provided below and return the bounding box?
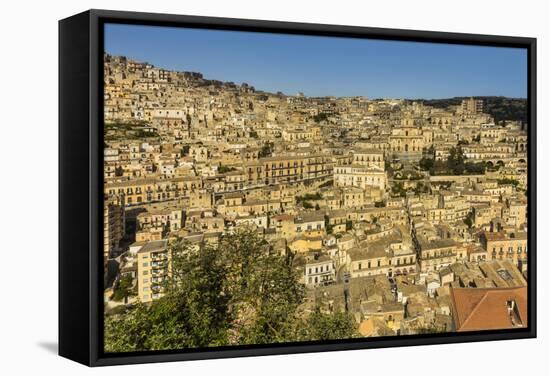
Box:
[151,254,167,261]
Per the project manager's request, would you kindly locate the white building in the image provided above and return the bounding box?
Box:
[305,255,336,287]
[334,164,386,190]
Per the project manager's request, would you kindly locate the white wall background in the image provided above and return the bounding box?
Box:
[0,0,546,374]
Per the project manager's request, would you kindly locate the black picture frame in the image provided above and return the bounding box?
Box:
[59,9,537,367]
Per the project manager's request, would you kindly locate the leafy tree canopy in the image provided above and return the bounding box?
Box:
[104,228,358,352]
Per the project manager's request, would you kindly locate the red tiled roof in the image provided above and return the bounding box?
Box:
[450,286,527,332]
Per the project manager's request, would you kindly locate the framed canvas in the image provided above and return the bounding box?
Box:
[59,9,537,366]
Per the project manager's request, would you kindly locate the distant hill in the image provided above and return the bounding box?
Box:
[411,96,527,125]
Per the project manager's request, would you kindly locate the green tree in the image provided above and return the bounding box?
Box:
[464,161,486,174]
[164,240,232,347]
[104,229,360,352]
[298,309,358,341]
[313,112,330,122]
[324,214,333,234]
[115,166,124,177]
[303,201,314,209]
[391,182,407,197]
[105,240,231,352]
[374,200,385,208]
[447,147,465,175]
[219,228,304,345]
[259,142,274,158]
[111,274,136,302]
[463,211,474,229]
[218,165,237,174]
[497,178,520,186]
[104,303,152,352]
[425,145,436,157]
[414,182,429,195]
[418,157,434,172]
[296,192,323,203]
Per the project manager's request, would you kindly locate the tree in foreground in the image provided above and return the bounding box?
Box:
[111,274,136,302]
[105,241,230,352]
[297,309,358,341]
[104,228,358,352]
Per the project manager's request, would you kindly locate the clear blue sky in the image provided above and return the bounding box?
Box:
[105,23,527,99]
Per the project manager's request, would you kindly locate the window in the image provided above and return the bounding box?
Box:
[142,262,148,267]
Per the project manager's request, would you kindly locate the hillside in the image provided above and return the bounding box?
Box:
[410,96,527,125]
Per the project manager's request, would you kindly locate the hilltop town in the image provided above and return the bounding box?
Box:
[103,53,528,341]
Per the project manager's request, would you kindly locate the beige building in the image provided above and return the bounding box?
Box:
[481,231,528,271]
[347,227,416,278]
[417,237,458,273]
[103,53,530,326]
[461,98,484,114]
[136,240,169,303]
[348,246,390,278]
[103,195,125,266]
[352,149,385,169]
[389,121,425,156]
[261,154,333,185]
[305,254,336,287]
[334,164,386,191]
[342,186,367,209]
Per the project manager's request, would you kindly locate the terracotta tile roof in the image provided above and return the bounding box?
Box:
[450,286,527,332]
